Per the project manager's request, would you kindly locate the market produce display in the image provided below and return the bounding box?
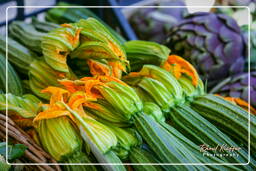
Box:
[0,2,255,171]
[165,12,247,88]
[210,72,256,109]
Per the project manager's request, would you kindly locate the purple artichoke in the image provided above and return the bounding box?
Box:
[129,0,188,43]
[166,12,247,87]
[210,72,256,108]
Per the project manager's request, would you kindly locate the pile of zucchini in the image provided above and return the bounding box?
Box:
[0,3,255,171]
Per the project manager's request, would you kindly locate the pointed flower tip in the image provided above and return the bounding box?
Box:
[218,95,256,115]
[41,86,70,105]
[60,23,72,28]
[162,55,199,87]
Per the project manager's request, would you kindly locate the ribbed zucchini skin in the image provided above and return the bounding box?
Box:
[168,104,255,169]
[64,152,97,171]
[129,147,164,171]
[124,40,170,72]
[0,53,23,95]
[160,122,240,171]
[32,17,60,33]
[9,21,46,53]
[0,36,38,74]
[45,2,126,44]
[134,113,197,171]
[191,94,256,153]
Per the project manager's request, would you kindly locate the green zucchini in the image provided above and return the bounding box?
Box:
[64,152,97,171]
[129,147,164,171]
[134,113,197,170]
[0,93,40,118]
[31,17,60,33]
[9,21,46,53]
[142,102,238,170]
[45,2,126,44]
[0,36,39,74]
[191,94,256,153]
[124,40,169,72]
[168,104,255,169]
[0,53,23,95]
[162,122,240,170]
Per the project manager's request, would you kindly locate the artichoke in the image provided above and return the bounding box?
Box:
[210,71,256,108]
[129,0,188,43]
[166,12,247,87]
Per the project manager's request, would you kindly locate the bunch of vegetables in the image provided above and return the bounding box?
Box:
[0,4,255,171]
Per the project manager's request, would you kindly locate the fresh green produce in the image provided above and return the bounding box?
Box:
[49,88,126,171]
[129,147,164,171]
[0,93,40,119]
[129,0,188,43]
[108,126,141,159]
[124,40,170,72]
[46,2,126,44]
[0,142,26,171]
[210,72,256,109]
[59,76,203,170]
[123,64,203,111]
[70,18,127,78]
[0,53,23,95]
[166,12,247,88]
[124,61,254,168]
[143,102,240,170]
[191,94,256,153]
[42,18,127,79]
[169,105,254,169]
[0,156,10,171]
[2,11,253,169]
[31,17,61,32]
[0,36,39,74]
[28,59,75,100]
[33,87,97,171]
[9,21,46,53]
[0,142,27,161]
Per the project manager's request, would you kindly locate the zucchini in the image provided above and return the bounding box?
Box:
[124,40,169,72]
[0,53,23,95]
[79,126,126,171]
[31,17,60,33]
[9,21,46,53]
[0,93,40,118]
[168,104,255,169]
[28,59,77,100]
[45,2,126,44]
[161,123,240,170]
[142,102,238,170]
[129,147,164,171]
[0,37,39,74]
[63,152,97,171]
[134,113,197,170]
[191,94,256,153]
